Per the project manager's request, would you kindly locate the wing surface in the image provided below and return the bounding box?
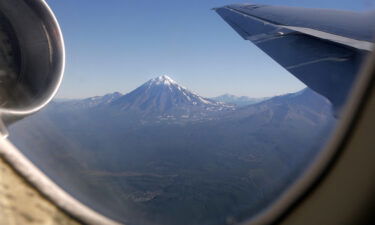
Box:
[214,4,375,112]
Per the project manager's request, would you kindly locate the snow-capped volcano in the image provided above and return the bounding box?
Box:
[110,75,231,116]
[148,75,177,86]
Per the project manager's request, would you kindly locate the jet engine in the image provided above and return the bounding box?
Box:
[0,0,64,136]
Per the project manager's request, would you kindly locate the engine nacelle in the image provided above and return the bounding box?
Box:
[0,0,64,135]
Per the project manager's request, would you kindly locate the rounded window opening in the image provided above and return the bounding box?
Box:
[5,1,375,225]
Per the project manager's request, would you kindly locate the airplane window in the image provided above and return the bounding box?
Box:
[3,0,374,225]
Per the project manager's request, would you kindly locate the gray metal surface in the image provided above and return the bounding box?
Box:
[215,4,375,114]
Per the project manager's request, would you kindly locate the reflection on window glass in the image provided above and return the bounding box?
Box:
[7,0,374,225]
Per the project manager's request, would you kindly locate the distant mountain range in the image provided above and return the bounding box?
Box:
[212,94,269,106]
[56,75,237,121]
[54,75,297,121]
[52,76,332,125]
[9,75,336,225]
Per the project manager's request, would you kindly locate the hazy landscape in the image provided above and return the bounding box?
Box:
[9,76,336,225]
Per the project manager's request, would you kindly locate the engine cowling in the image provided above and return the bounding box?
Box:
[0,0,64,136]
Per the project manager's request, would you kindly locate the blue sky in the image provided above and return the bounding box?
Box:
[47,0,374,99]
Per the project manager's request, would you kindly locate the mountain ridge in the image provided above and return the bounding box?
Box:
[211,94,270,106]
[52,76,331,124]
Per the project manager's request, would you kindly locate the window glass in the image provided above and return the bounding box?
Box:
[7,1,374,225]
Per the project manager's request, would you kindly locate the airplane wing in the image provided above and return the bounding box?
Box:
[214,4,375,113]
